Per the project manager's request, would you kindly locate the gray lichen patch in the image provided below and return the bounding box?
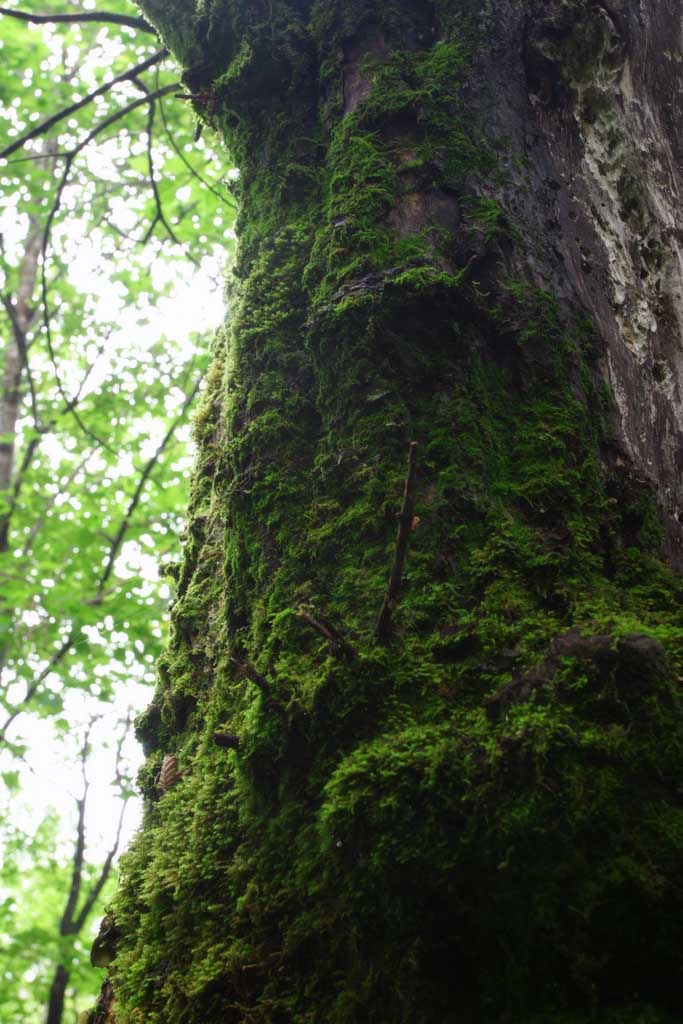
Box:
[519,0,683,561]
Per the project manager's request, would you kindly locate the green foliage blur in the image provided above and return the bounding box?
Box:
[0,813,114,1022]
[0,0,232,1018]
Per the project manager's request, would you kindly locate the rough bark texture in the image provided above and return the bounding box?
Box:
[106,2,683,1021]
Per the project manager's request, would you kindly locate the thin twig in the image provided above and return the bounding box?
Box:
[66,81,181,157]
[37,83,180,453]
[1,152,67,166]
[297,607,356,659]
[58,715,131,935]
[38,156,117,454]
[0,393,195,741]
[0,7,155,34]
[39,269,115,452]
[63,339,108,414]
[71,716,132,931]
[132,75,181,247]
[102,215,149,243]
[36,82,180,254]
[21,447,95,556]
[112,709,134,790]
[0,337,106,554]
[0,630,75,742]
[93,374,203,601]
[158,91,236,209]
[376,442,419,641]
[71,794,127,932]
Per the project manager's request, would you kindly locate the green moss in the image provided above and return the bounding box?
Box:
[110,3,683,1023]
[462,194,508,241]
[304,39,496,305]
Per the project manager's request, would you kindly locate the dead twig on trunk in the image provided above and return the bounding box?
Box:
[376,441,419,641]
[231,658,284,711]
[297,606,356,659]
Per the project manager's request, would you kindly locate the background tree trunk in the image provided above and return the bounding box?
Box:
[45,965,69,1024]
[106,2,683,1021]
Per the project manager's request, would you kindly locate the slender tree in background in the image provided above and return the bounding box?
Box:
[67,0,683,1020]
[44,714,133,1024]
[0,813,104,1024]
[0,713,132,1024]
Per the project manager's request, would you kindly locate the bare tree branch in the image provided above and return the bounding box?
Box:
[158,92,237,209]
[0,331,106,556]
[0,49,169,162]
[0,206,111,558]
[71,713,133,931]
[112,709,134,790]
[0,41,193,741]
[21,447,95,557]
[72,793,127,932]
[64,339,109,412]
[134,77,180,246]
[0,7,155,34]
[38,263,116,451]
[59,719,96,935]
[71,81,181,154]
[45,966,69,1024]
[103,210,160,244]
[0,370,197,735]
[35,83,181,455]
[0,367,204,741]
[94,373,204,600]
[46,714,131,1024]
[0,631,74,743]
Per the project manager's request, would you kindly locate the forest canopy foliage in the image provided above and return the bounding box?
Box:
[0,1,232,1018]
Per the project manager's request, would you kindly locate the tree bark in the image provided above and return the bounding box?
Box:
[108,2,683,1021]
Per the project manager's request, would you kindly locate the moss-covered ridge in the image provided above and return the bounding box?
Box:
[114,2,683,1021]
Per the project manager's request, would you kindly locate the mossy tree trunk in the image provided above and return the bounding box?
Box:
[106,2,683,1021]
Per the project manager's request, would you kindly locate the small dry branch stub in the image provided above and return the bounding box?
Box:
[296,606,356,659]
[231,657,284,711]
[376,441,419,641]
